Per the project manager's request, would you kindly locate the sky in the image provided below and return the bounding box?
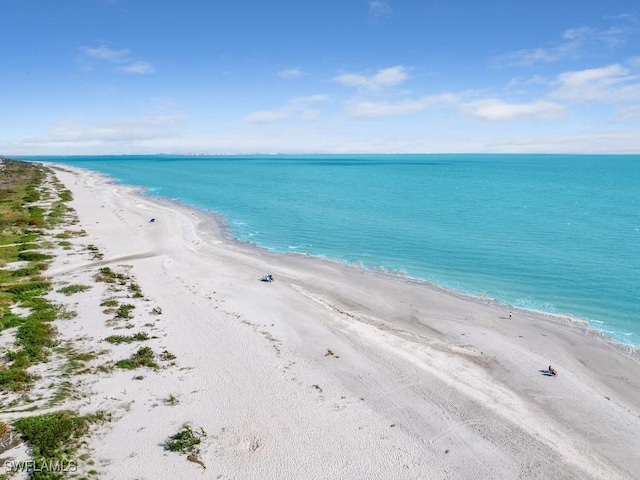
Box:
[1,0,640,154]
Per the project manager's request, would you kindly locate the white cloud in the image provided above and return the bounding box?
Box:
[244,109,291,124]
[481,129,640,154]
[627,56,640,69]
[21,114,187,145]
[80,44,155,75]
[506,75,549,90]
[118,61,155,75]
[333,66,409,90]
[495,22,633,67]
[348,94,458,118]
[278,68,305,79]
[291,94,329,105]
[245,95,329,124]
[611,104,640,121]
[82,46,130,62]
[369,1,392,18]
[5,114,640,155]
[495,29,586,66]
[551,64,640,102]
[465,99,564,121]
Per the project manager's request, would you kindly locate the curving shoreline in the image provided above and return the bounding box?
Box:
[30,162,640,478]
[97,163,640,361]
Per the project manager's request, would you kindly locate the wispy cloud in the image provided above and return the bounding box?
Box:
[628,56,640,69]
[245,95,329,124]
[611,104,640,121]
[83,46,130,61]
[244,110,290,124]
[495,21,634,67]
[550,64,640,102]
[80,44,155,75]
[26,114,187,144]
[333,66,409,90]
[368,1,392,19]
[277,68,305,79]
[465,99,564,121]
[348,94,458,118]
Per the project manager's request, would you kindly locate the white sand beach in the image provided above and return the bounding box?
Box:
[20,164,640,479]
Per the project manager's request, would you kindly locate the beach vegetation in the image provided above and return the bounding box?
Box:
[165,425,207,469]
[103,332,150,344]
[85,244,103,261]
[99,298,118,307]
[115,304,135,320]
[95,363,114,374]
[164,394,179,406]
[59,347,97,377]
[115,347,158,370]
[46,200,74,227]
[54,229,86,239]
[55,305,77,320]
[94,267,127,285]
[159,349,176,362]
[56,284,91,296]
[0,160,86,395]
[165,424,204,453]
[58,189,73,202]
[128,282,143,298]
[17,251,54,262]
[12,410,109,480]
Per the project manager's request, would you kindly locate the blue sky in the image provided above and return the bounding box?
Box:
[2,0,639,154]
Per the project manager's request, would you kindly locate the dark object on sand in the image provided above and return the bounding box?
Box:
[149,218,156,223]
[261,274,274,282]
[548,365,558,376]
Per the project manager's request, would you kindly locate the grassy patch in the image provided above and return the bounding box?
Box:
[103,332,150,345]
[165,424,207,469]
[56,284,91,296]
[115,304,135,320]
[159,350,176,362]
[165,424,204,453]
[93,267,127,285]
[12,410,109,479]
[128,282,143,298]
[99,298,118,307]
[0,160,78,393]
[85,244,103,260]
[17,251,54,262]
[115,347,158,370]
[58,240,72,249]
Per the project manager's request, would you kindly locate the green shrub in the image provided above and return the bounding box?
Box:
[165,425,202,453]
[104,332,150,345]
[56,284,91,296]
[17,251,54,262]
[115,304,135,320]
[115,347,157,370]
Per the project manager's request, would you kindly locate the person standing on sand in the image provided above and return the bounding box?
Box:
[509,311,512,319]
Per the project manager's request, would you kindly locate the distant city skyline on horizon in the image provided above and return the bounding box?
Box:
[2,0,640,155]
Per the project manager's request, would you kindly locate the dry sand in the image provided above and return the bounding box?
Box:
[21,164,640,479]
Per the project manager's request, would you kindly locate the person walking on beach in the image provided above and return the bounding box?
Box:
[509,311,512,319]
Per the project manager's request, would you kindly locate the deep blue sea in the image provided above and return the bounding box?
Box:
[24,154,640,347]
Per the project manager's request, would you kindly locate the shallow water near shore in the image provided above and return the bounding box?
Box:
[23,154,640,347]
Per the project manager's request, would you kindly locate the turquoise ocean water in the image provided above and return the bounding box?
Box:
[24,154,640,347]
